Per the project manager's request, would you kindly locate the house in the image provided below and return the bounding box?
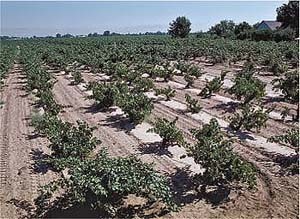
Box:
[256,20,282,31]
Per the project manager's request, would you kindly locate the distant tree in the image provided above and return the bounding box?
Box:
[103,30,110,36]
[168,16,191,38]
[62,33,73,38]
[234,21,253,35]
[272,28,296,42]
[251,29,273,41]
[92,32,99,37]
[0,36,10,40]
[208,20,236,37]
[276,1,299,33]
[56,33,61,38]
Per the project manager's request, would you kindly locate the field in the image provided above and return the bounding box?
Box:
[0,36,299,218]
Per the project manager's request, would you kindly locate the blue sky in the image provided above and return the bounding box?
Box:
[1,1,285,37]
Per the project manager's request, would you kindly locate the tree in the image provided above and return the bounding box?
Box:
[276,1,299,34]
[94,32,100,37]
[56,33,61,38]
[148,117,185,147]
[234,22,253,39]
[251,29,273,41]
[234,21,253,35]
[103,30,110,36]
[208,20,236,37]
[272,28,296,42]
[62,33,73,38]
[168,16,191,38]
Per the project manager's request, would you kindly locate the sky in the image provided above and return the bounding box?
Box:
[1,1,285,37]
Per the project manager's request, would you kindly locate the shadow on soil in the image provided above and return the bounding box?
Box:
[80,103,115,114]
[262,152,299,175]
[214,101,239,113]
[169,168,231,207]
[9,197,165,219]
[30,148,53,174]
[10,167,232,218]
[101,113,136,133]
[225,127,255,141]
[263,96,285,104]
[138,142,172,157]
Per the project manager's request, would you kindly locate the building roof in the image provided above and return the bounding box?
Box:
[259,20,282,30]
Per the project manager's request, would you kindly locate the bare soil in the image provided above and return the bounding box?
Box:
[0,64,56,218]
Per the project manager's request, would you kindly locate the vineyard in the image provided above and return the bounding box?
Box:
[0,35,299,218]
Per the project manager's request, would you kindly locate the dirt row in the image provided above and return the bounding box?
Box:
[0,64,55,218]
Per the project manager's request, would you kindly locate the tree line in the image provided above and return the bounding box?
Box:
[168,1,298,42]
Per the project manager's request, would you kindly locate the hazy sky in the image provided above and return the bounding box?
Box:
[1,1,285,37]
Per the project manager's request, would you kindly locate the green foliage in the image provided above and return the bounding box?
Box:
[0,43,17,84]
[175,62,190,74]
[184,73,195,88]
[269,128,299,153]
[132,77,154,93]
[269,60,288,76]
[268,128,299,174]
[199,71,227,98]
[273,28,296,42]
[208,20,236,37]
[272,70,299,103]
[119,93,153,124]
[168,16,191,38]
[148,117,185,147]
[88,82,120,109]
[71,70,84,85]
[189,119,256,189]
[26,67,53,91]
[38,116,99,170]
[234,21,253,36]
[35,150,176,217]
[153,67,173,82]
[187,65,204,78]
[185,94,202,114]
[229,104,271,132]
[36,89,61,116]
[276,1,299,32]
[154,86,176,101]
[251,29,273,41]
[228,69,265,105]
